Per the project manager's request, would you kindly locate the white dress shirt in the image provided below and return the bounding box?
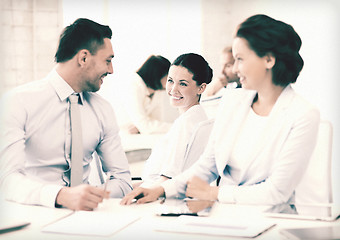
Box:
[0,69,132,208]
[124,73,172,134]
[162,85,320,205]
[141,105,208,186]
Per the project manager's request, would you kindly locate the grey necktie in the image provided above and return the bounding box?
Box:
[69,94,83,187]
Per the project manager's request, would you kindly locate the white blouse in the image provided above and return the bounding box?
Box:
[141,105,208,186]
[228,108,268,184]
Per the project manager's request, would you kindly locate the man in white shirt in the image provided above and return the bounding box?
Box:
[0,18,132,211]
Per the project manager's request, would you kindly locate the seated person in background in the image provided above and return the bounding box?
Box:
[124,55,173,134]
[203,46,240,98]
[139,53,213,188]
[0,18,132,211]
[121,14,320,206]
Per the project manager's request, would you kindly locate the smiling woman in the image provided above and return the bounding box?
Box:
[167,54,212,114]
[130,53,213,189]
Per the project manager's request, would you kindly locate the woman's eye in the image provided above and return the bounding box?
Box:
[167,79,173,83]
[180,83,187,87]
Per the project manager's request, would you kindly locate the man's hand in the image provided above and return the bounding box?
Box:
[127,124,140,134]
[120,186,165,205]
[186,176,218,201]
[56,184,110,211]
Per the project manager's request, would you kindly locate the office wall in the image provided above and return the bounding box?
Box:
[201,0,340,203]
[0,0,63,96]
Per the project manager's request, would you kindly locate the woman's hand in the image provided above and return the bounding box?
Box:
[186,176,218,201]
[120,186,165,205]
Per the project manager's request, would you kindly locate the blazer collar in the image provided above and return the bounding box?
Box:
[215,85,295,176]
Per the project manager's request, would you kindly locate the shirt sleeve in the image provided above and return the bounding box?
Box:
[96,103,133,197]
[0,92,62,208]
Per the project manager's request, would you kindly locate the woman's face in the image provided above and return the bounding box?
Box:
[232,37,273,91]
[166,65,205,113]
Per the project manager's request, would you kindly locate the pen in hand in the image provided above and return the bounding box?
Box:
[103,174,111,198]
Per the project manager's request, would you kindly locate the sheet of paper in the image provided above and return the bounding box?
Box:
[42,211,140,236]
[154,215,276,238]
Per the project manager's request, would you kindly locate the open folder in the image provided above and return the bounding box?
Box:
[42,211,140,237]
[154,215,276,238]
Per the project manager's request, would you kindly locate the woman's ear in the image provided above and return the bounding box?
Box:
[265,52,276,70]
[198,83,207,95]
[77,49,89,67]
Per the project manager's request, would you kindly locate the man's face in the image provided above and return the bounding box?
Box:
[81,38,114,92]
[220,52,239,85]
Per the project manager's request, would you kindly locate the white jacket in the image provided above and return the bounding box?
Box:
[162,85,320,205]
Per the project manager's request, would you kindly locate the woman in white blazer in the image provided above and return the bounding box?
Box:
[139,53,213,187]
[121,14,320,206]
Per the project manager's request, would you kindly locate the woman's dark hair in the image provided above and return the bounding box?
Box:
[171,53,213,86]
[55,18,112,63]
[136,55,171,90]
[236,14,303,86]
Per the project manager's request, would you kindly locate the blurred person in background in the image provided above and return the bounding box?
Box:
[203,46,240,98]
[123,55,173,134]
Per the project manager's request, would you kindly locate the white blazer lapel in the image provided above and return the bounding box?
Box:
[213,89,257,175]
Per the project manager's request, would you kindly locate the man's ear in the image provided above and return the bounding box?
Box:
[265,52,276,70]
[198,83,207,95]
[77,49,89,67]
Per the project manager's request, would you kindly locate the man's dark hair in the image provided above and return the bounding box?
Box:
[55,18,112,63]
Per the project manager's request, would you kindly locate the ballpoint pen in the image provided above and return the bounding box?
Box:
[103,174,111,196]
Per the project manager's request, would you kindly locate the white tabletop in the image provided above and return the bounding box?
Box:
[1,198,339,240]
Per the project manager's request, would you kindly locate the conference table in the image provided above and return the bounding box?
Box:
[1,198,339,240]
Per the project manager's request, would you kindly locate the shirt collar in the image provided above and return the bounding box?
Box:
[48,68,84,104]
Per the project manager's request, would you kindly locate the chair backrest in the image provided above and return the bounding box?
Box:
[200,96,222,119]
[295,120,333,204]
[182,119,215,171]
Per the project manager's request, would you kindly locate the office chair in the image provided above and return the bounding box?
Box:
[295,120,333,204]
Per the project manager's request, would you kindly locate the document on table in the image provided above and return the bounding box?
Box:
[154,215,276,238]
[42,211,140,237]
